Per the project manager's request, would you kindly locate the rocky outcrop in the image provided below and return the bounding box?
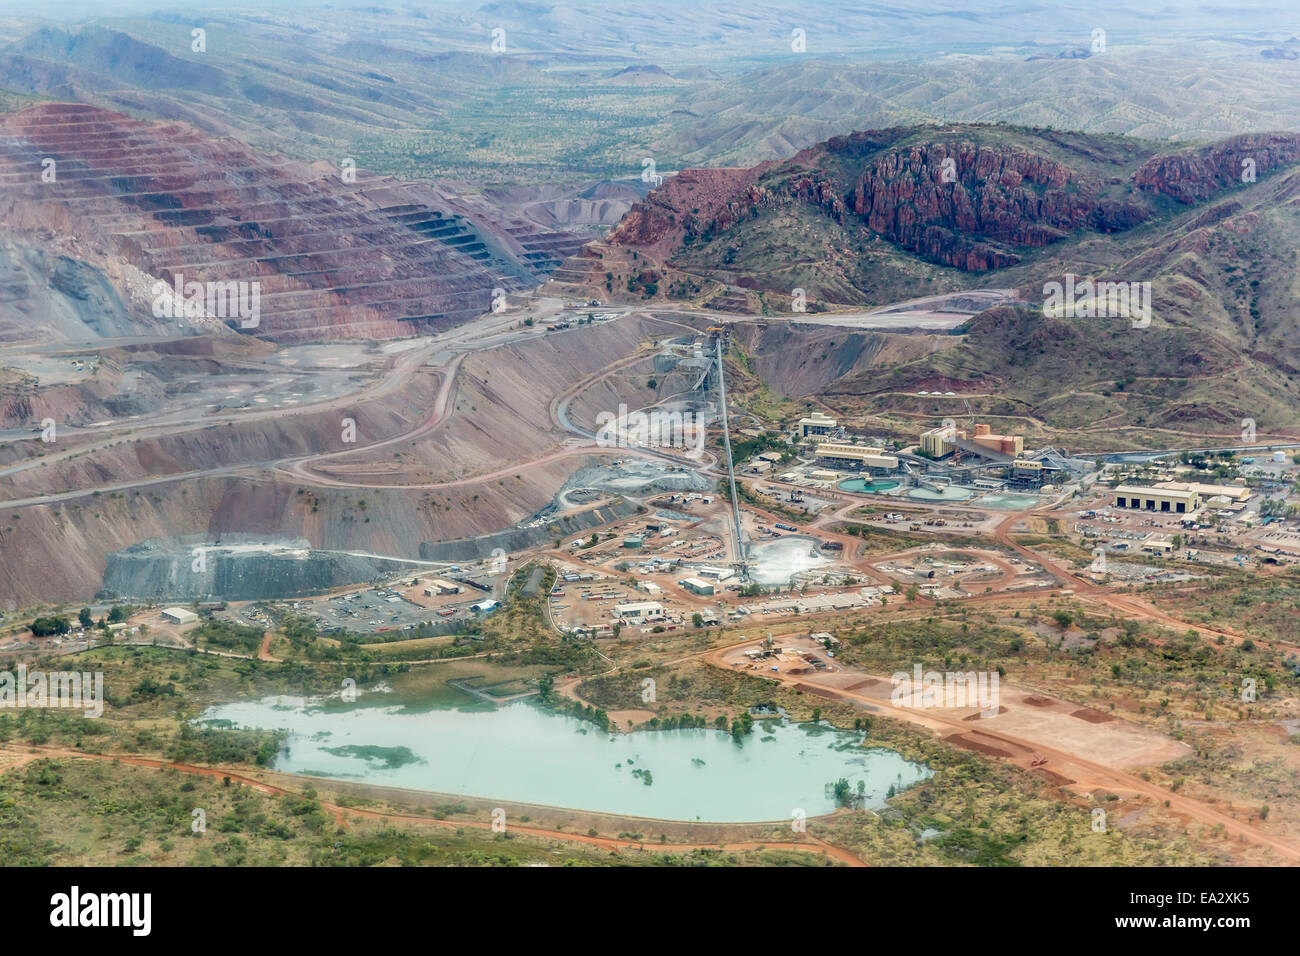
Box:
[843,142,1144,269]
[1134,133,1300,203]
[606,166,768,261]
[598,124,1300,281]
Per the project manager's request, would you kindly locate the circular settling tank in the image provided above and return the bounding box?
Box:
[906,486,972,502]
[838,477,901,494]
[977,493,1041,510]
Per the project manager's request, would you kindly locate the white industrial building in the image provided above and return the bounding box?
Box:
[697,566,735,581]
[681,577,716,596]
[161,607,198,625]
[611,601,665,622]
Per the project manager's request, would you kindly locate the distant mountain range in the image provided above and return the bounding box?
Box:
[3,13,1300,183]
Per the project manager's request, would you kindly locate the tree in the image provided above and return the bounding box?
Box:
[830,778,857,808]
[29,615,70,637]
[692,612,704,628]
[77,608,93,628]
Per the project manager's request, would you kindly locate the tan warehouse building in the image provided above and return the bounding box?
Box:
[1113,485,1200,514]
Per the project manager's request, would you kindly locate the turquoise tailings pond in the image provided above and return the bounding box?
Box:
[197,694,930,822]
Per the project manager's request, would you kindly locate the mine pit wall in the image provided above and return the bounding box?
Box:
[0,314,700,605]
[103,544,418,602]
[0,456,594,607]
[363,312,706,483]
[726,321,963,398]
[0,370,441,499]
[0,337,277,438]
[0,376,119,438]
[550,315,708,433]
[564,359,712,435]
[419,498,640,563]
[565,357,662,433]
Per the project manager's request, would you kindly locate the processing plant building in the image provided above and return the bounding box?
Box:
[813,442,899,473]
[920,423,1023,460]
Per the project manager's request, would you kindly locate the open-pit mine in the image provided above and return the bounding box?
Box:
[1,2,1298,895]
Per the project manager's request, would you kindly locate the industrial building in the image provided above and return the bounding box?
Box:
[797,412,837,439]
[1141,537,1175,554]
[969,424,1023,458]
[1154,481,1250,504]
[161,607,198,625]
[814,442,899,473]
[1010,459,1044,485]
[611,601,665,621]
[1114,485,1200,514]
[681,577,716,596]
[697,566,735,581]
[920,422,1023,460]
[920,425,957,458]
[423,579,462,596]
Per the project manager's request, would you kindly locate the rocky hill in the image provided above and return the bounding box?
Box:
[566,124,1300,446]
[579,125,1300,307]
